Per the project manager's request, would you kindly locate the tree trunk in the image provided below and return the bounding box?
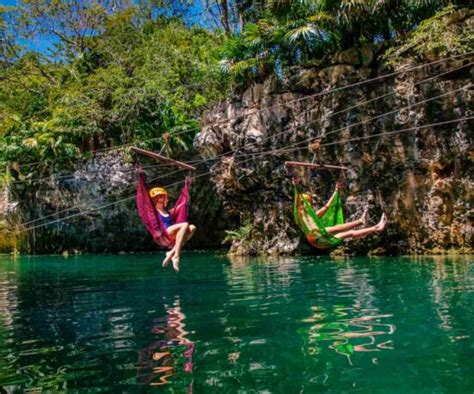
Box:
[220,0,231,36]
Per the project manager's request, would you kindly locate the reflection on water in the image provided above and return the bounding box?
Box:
[302,306,395,364]
[138,297,195,386]
[425,255,473,342]
[138,297,194,389]
[0,254,472,392]
[301,259,396,365]
[0,270,18,389]
[227,254,300,288]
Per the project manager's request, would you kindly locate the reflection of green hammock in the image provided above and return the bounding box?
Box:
[293,186,344,249]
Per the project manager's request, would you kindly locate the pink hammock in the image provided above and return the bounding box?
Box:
[136,165,190,248]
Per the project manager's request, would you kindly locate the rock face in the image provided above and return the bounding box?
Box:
[7,152,226,254]
[195,53,473,255]
[0,186,18,252]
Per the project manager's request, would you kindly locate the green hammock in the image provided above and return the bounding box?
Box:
[293,186,345,249]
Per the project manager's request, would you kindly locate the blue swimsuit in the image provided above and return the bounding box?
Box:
[158,212,174,229]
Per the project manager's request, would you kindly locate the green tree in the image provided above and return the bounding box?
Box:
[0,3,228,178]
[217,0,472,85]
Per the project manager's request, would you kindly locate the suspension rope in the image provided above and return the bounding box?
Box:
[8,115,470,235]
[5,61,471,234]
[6,84,470,233]
[256,117,473,158]
[12,51,473,171]
[228,85,470,159]
[320,117,474,148]
[240,117,474,157]
[10,157,204,185]
[270,85,470,152]
[5,164,198,232]
[11,60,472,186]
[11,162,165,185]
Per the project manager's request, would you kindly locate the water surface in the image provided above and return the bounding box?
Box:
[0,252,472,392]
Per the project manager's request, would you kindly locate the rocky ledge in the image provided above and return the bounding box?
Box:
[195,51,473,256]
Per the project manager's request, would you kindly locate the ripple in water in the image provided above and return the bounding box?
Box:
[0,254,472,392]
[301,307,396,365]
[137,297,194,388]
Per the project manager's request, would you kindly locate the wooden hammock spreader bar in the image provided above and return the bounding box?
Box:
[131,147,196,171]
[285,161,348,171]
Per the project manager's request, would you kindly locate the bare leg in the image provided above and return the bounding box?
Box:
[162,224,197,271]
[162,249,175,267]
[327,219,363,234]
[162,223,188,268]
[171,223,190,272]
[184,225,196,243]
[334,214,387,241]
[172,225,197,271]
[325,207,369,234]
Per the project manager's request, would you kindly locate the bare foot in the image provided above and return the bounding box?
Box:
[163,250,174,267]
[359,207,369,225]
[153,352,170,361]
[172,256,180,272]
[375,213,387,232]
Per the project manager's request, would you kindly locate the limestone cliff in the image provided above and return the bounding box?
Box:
[3,11,473,256]
[6,152,226,254]
[194,51,473,255]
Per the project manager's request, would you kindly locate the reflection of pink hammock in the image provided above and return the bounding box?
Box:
[136,165,190,248]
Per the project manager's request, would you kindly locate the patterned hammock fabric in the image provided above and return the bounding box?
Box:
[293,186,344,249]
[136,165,190,248]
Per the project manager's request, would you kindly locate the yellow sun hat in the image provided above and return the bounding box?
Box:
[149,187,168,198]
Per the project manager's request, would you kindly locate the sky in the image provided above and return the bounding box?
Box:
[1,0,214,55]
[1,0,57,54]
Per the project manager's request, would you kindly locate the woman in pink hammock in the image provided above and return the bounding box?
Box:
[137,168,196,272]
[149,186,196,271]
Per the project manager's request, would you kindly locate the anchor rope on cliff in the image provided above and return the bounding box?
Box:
[5,114,471,236]
[11,58,473,186]
[5,63,472,234]
[259,84,472,153]
[14,51,473,172]
[6,164,193,231]
[5,83,471,234]
[9,158,205,185]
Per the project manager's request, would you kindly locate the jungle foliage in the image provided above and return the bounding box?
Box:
[0,0,472,179]
[0,2,228,179]
[217,0,472,83]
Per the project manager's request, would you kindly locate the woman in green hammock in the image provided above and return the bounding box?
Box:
[294,178,387,249]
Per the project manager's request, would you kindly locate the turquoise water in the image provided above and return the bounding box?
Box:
[0,252,472,392]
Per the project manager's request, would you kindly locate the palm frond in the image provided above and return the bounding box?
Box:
[307,11,335,24]
[230,58,257,78]
[409,0,447,6]
[285,24,319,43]
[22,138,38,148]
[340,0,373,12]
[243,23,264,49]
[217,59,232,74]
